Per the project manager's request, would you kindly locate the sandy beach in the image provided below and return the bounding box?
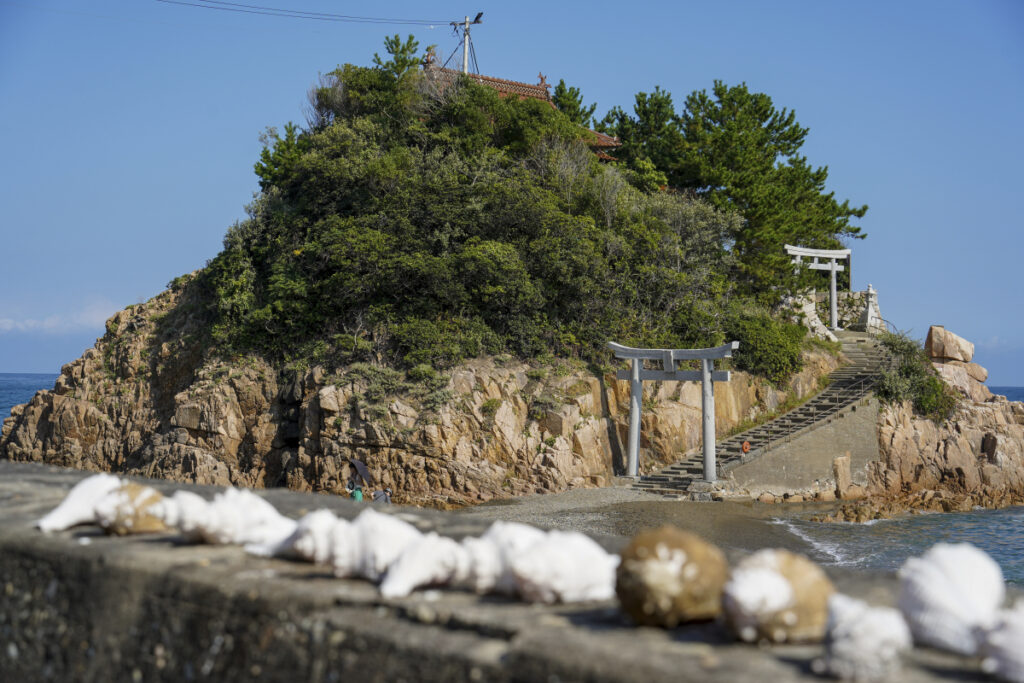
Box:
[451,486,834,559]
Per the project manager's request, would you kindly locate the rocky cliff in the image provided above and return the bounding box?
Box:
[0,281,838,507]
[821,326,1024,522]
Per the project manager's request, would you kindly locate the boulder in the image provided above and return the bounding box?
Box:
[925,326,974,362]
[933,362,993,403]
[944,359,989,383]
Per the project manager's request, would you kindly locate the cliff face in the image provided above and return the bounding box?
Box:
[871,399,1024,505]
[0,283,838,507]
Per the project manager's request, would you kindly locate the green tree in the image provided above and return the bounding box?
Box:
[373,34,424,78]
[254,122,309,192]
[552,79,597,127]
[678,81,866,292]
[596,86,685,185]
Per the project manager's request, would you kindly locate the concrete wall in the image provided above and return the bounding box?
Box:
[726,397,880,495]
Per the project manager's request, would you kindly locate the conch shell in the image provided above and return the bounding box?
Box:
[615,526,728,627]
[331,508,423,581]
[93,483,168,535]
[980,600,1024,683]
[816,593,911,681]
[722,548,834,643]
[36,473,123,532]
[153,487,296,547]
[509,529,619,604]
[897,542,1004,655]
[378,521,618,603]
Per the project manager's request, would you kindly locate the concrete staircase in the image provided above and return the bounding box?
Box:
[631,331,888,499]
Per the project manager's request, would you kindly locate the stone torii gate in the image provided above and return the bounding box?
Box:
[608,340,739,482]
[784,244,852,330]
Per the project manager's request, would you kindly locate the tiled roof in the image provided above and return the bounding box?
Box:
[588,130,620,149]
[425,67,552,103]
[423,65,621,157]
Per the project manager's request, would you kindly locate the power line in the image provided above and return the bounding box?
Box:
[153,0,453,26]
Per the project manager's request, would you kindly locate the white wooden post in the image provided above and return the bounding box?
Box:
[609,341,738,480]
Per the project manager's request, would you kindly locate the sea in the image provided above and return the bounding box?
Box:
[1,373,1023,582]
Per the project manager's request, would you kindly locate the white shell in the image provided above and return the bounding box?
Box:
[93,484,166,535]
[37,473,123,532]
[721,548,834,643]
[379,532,468,598]
[980,600,1024,683]
[152,490,211,541]
[819,593,911,682]
[245,508,339,562]
[897,543,1005,655]
[332,508,423,581]
[155,487,296,547]
[722,550,795,643]
[467,521,547,595]
[508,530,619,604]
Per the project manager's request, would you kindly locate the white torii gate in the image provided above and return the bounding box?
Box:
[608,340,739,482]
[784,244,851,330]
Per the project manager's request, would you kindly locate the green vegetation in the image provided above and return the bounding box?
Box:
[187,37,871,387]
[598,81,866,294]
[875,332,957,422]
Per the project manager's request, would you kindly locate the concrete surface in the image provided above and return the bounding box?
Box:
[0,462,987,682]
[727,397,880,495]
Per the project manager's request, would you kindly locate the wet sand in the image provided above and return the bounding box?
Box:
[451,487,837,559]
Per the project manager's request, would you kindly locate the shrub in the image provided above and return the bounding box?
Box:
[726,310,806,385]
[481,398,502,417]
[875,332,957,422]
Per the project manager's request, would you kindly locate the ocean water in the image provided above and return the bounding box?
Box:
[0,373,58,420]
[776,384,1024,584]
[778,506,1024,584]
[991,386,1024,403]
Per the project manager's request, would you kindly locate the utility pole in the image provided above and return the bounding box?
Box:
[453,12,483,74]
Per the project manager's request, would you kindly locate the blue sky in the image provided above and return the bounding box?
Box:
[1,0,1022,382]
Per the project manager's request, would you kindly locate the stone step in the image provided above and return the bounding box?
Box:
[633,340,890,497]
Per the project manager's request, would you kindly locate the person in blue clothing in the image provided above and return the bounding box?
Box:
[351,484,363,502]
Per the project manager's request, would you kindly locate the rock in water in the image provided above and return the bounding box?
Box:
[722,548,835,643]
[93,483,168,535]
[615,526,728,627]
[897,543,1004,655]
[981,601,1024,683]
[509,530,619,604]
[817,593,911,682]
[36,473,123,532]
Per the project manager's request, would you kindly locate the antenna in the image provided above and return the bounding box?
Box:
[451,12,483,74]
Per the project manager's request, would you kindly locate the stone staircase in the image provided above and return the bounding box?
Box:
[631,331,888,499]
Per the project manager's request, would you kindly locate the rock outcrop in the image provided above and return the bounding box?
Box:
[819,397,1024,522]
[926,325,993,403]
[1,279,838,507]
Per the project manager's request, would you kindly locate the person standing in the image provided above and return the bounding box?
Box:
[351,485,363,502]
[372,487,392,504]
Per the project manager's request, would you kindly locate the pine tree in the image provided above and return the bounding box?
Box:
[552,79,597,127]
[678,81,867,290]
